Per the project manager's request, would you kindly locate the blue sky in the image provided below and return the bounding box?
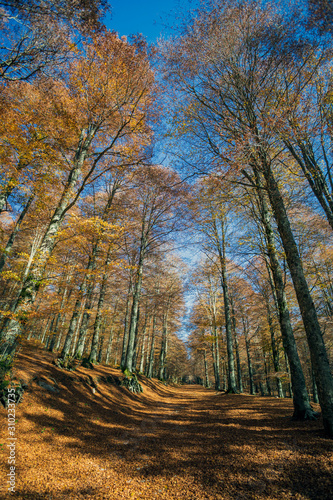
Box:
[105,0,197,42]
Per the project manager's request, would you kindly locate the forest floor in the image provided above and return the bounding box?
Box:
[0,340,333,500]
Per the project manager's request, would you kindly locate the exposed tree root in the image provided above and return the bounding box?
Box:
[292,407,320,421]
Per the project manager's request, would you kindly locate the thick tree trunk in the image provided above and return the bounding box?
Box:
[0,193,34,274]
[0,127,96,353]
[262,165,333,435]
[284,352,293,398]
[252,168,316,419]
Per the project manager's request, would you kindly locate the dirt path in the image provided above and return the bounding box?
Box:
[1,344,333,499]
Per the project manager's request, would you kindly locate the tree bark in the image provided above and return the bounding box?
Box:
[124,234,146,372]
[88,247,112,363]
[139,313,150,373]
[213,215,237,393]
[231,298,243,393]
[147,313,157,379]
[243,322,255,395]
[0,193,34,274]
[252,167,316,419]
[158,310,169,381]
[262,164,333,434]
[120,282,132,368]
[0,126,97,353]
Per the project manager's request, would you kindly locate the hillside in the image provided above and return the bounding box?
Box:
[0,341,332,499]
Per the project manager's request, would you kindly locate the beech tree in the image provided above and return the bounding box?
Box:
[0,0,108,81]
[163,0,333,435]
[0,30,155,356]
[122,165,189,372]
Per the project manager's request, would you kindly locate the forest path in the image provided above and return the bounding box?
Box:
[0,343,332,500]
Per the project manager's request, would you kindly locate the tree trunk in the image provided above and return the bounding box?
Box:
[120,282,132,368]
[105,328,114,365]
[263,349,272,396]
[114,329,121,367]
[0,126,97,353]
[97,333,105,364]
[284,351,293,398]
[147,314,157,379]
[159,310,169,381]
[139,313,150,373]
[124,234,146,372]
[262,164,333,434]
[40,317,52,344]
[0,193,34,274]
[312,370,319,404]
[88,249,112,363]
[214,215,237,393]
[252,167,316,419]
[231,298,243,393]
[132,307,141,371]
[265,298,284,398]
[245,334,255,395]
[203,349,210,388]
[211,327,220,390]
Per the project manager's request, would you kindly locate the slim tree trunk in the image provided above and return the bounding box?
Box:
[88,249,112,363]
[203,349,210,388]
[132,307,141,371]
[97,332,105,364]
[158,310,169,381]
[120,282,132,368]
[263,349,272,396]
[147,314,157,379]
[105,300,119,365]
[213,215,237,393]
[124,235,146,372]
[265,297,284,398]
[114,329,121,367]
[231,298,243,393]
[243,320,255,395]
[139,313,150,373]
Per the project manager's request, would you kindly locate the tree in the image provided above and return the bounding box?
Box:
[163,0,333,435]
[122,165,189,372]
[0,31,155,356]
[0,0,109,81]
